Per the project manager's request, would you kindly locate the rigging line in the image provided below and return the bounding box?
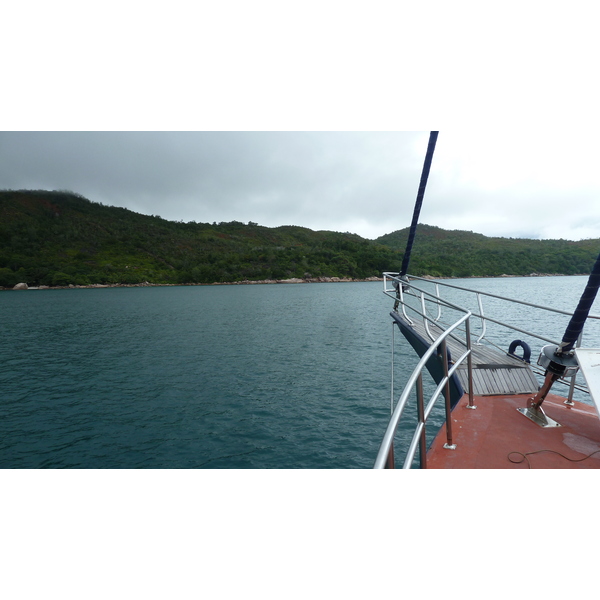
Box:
[560,250,600,352]
[507,448,600,469]
[399,131,439,278]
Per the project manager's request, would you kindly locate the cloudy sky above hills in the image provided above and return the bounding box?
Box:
[1,130,598,241]
[3,1,599,243]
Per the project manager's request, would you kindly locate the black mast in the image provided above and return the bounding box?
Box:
[399,131,439,277]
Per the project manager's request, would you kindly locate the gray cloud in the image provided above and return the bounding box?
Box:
[1,131,599,240]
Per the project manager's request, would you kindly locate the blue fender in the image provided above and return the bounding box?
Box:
[508,339,531,363]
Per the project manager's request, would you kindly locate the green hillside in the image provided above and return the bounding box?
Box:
[0,190,401,287]
[1,191,598,288]
[376,224,599,278]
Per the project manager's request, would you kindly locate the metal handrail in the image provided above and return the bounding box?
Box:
[475,293,486,344]
[433,283,442,322]
[386,273,600,321]
[373,310,472,469]
[384,273,600,348]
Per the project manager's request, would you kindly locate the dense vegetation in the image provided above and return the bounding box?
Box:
[1,191,598,288]
[376,224,599,278]
[0,190,401,287]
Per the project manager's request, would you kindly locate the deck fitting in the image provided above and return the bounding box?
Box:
[517,406,562,428]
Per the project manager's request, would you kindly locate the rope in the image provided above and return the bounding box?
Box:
[507,448,600,468]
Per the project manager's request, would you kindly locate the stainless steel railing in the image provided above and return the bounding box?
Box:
[385,273,600,347]
[374,307,473,469]
[376,273,598,468]
[384,273,599,396]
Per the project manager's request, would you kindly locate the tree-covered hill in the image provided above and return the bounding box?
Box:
[0,190,402,287]
[376,224,600,277]
[2,191,598,288]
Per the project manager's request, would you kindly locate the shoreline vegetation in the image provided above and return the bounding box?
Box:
[3,276,380,291]
[1,272,587,291]
[2,190,599,290]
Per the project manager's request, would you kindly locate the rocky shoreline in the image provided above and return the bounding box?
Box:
[2,276,384,291]
[1,272,588,291]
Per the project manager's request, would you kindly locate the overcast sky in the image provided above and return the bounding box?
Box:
[3,2,599,243]
[0,130,598,241]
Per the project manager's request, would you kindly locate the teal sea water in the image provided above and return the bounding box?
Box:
[0,282,393,468]
[2,277,600,469]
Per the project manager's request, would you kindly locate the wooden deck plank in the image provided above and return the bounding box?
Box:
[487,369,502,394]
[507,371,518,393]
[478,369,491,394]
[407,317,539,396]
[495,368,510,392]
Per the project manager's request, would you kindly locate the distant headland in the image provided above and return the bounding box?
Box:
[1,190,598,289]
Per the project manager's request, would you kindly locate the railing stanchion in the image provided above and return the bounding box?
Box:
[465,317,475,408]
[476,293,486,344]
[400,280,413,325]
[421,291,435,342]
[567,333,583,405]
[386,318,396,468]
[385,444,395,468]
[417,373,427,469]
[391,321,395,415]
[434,283,442,322]
[441,339,456,449]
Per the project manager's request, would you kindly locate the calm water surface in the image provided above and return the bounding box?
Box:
[2,277,599,468]
[1,282,392,468]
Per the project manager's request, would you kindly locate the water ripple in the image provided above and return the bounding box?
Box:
[3,279,593,468]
